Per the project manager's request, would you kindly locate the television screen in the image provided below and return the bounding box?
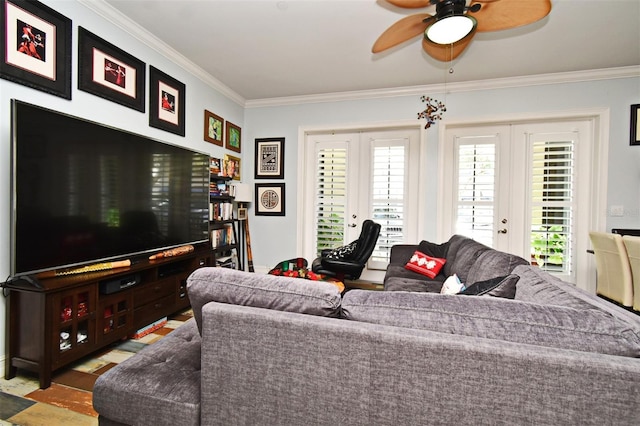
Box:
[10,100,210,277]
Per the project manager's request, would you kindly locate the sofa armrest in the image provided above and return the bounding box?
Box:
[199,301,640,425]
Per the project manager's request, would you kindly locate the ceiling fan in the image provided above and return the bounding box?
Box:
[373,0,552,62]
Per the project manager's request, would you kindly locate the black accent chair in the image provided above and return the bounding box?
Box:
[311,219,381,280]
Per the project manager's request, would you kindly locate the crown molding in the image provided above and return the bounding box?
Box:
[78,0,246,107]
[77,2,638,110]
[245,66,640,108]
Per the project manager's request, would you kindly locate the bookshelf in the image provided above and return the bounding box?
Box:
[210,174,239,269]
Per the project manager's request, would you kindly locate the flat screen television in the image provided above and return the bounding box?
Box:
[10,100,210,277]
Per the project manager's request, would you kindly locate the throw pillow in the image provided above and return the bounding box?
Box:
[441,274,465,295]
[459,274,519,299]
[326,240,358,260]
[405,251,446,279]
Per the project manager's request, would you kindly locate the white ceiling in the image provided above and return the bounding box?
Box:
[101,0,640,101]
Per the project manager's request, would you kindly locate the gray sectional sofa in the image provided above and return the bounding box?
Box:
[384,234,529,292]
[93,244,640,425]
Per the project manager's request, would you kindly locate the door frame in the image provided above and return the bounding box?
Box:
[297,120,427,280]
[437,108,610,293]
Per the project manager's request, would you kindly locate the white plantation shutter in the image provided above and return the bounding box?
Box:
[370,143,406,265]
[530,139,574,274]
[315,147,347,255]
[456,142,496,247]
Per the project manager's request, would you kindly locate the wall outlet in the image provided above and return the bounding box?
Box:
[610,205,624,217]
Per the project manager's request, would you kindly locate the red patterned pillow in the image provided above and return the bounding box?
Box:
[405,251,446,279]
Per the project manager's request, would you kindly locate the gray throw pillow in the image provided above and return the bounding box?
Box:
[341,290,640,357]
[459,274,519,299]
[187,267,343,334]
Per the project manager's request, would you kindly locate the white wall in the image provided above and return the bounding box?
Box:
[0,0,243,373]
[244,76,640,271]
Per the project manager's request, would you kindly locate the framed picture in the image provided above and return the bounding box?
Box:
[631,104,640,146]
[225,121,242,153]
[149,66,185,136]
[255,137,285,179]
[204,110,224,146]
[210,157,221,176]
[255,183,286,216]
[78,27,145,111]
[223,154,241,181]
[1,0,71,99]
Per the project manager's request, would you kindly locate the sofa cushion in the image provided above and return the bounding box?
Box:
[459,274,519,299]
[341,290,640,357]
[187,267,343,334]
[93,319,202,426]
[405,251,446,278]
[466,249,529,284]
[441,235,492,283]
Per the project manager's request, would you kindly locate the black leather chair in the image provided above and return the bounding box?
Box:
[311,219,381,280]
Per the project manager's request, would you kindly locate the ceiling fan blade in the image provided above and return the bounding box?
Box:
[385,0,434,8]
[372,13,432,53]
[472,0,552,32]
[422,28,475,61]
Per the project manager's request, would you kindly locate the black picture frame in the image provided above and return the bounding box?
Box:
[149,66,185,136]
[255,183,286,216]
[78,27,145,112]
[255,137,285,179]
[631,104,640,146]
[1,0,71,99]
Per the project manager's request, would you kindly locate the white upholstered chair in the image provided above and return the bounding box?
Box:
[622,235,640,312]
[589,231,633,307]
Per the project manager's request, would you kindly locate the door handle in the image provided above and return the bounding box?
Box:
[348,223,357,228]
[498,228,508,234]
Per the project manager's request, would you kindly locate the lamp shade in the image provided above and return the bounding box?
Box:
[425,15,476,45]
[234,183,252,203]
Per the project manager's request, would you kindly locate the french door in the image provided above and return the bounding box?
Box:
[300,126,421,282]
[440,119,595,285]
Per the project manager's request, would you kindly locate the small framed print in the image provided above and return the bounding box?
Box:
[255,183,286,216]
[225,121,241,153]
[210,157,221,176]
[1,0,72,99]
[631,104,640,146]
[223,154,241,181]
[78,27,145,112]
[204,110,224,146]
[149,66,185,136]
[255,137,285,179]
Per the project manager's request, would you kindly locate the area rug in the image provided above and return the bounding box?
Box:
[0,310,192,425]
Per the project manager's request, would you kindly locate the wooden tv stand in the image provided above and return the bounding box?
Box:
[3,244,213,389]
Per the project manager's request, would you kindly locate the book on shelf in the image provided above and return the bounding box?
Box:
[211,225,235,248]
[216,254,237,269]
[209,202,234,221]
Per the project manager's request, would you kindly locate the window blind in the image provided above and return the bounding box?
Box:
[456,143,496,247]
[315,147,347,255]
[530,140,574,274]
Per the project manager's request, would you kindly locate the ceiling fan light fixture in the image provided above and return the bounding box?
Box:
[425,14,476,45]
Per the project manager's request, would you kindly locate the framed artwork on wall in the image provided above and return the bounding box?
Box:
[223,154,241,181]
[225,121,242,153]
[149,66,185,136]
[255,183,286,216]
[0,0,72,99]
[255,137,285,179]
[204,110,224,146]
[78,27,145,112]
[631,104,640,146]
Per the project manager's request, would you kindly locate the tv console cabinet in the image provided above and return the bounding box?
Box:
[3,245,213,389]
